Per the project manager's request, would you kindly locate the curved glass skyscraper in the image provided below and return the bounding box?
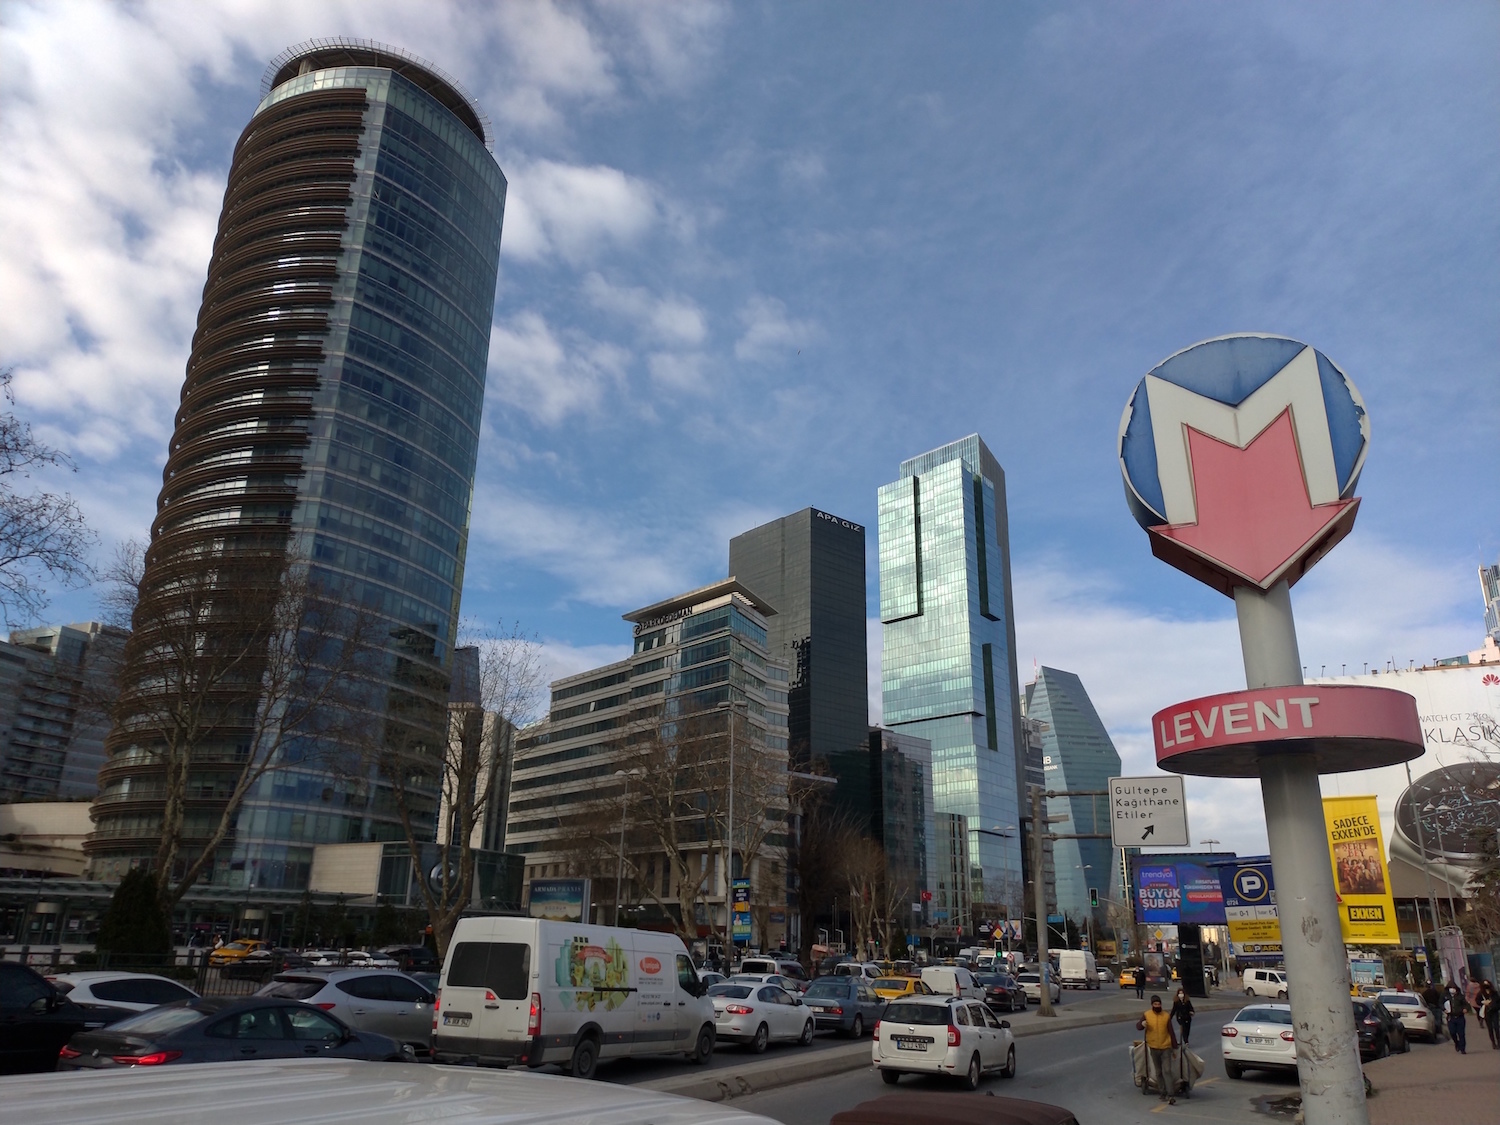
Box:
[89,41,506,891]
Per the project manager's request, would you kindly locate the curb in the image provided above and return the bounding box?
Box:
[640,996,1244,1103]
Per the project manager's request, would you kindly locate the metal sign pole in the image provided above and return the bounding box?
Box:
[1236,582,1366,1124]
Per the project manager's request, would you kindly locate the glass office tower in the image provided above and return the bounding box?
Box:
[728,508,869,773]
[89,41,506,889]
[878,434,1026,918]
[1023,667,1122,927]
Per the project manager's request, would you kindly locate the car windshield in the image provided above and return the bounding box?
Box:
[884,1001,950,1026]
[108,1005,211,1035]
[806,979,850,998]
[707,984,753,999]
[1018,973,1039,983]
[1378,994,1420,1007]
[974,974,1003,986]
[874,978,909,989]
[727,975,765,984]
[1238,1007,1294,1025]
[259,979,325,1000]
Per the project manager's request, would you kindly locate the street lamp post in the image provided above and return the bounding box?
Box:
[613,769,641,926]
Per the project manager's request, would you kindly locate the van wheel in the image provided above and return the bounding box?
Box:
[1276,990,1287,1001]
[687,1025,714,1064]
[750,1023,769,1053]
[565,1036,599,1080]
[1245,987,1255,997]
[881,1068,901,1085]
[960,1052,982,1091]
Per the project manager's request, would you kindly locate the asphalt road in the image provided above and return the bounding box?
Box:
[730,1011,1313,1125]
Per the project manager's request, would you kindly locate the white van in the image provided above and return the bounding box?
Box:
[434,917,716,1078]
[920,965,983,1000]
[1057,949,1099,989]
[1244,967,1288,999]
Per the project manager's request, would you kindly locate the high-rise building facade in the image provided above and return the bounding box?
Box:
[728,508,869,772]
[1023,667,1122,925]
[1482,560,1500,645]
[89,41,506,889]
[0,623,125,803]
[506,579,790,943]
[878,434,1026,915]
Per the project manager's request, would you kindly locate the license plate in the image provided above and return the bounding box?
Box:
[443,1015,472,1027]
[1244,1035,1272,1045]
[894,1036,932,1051]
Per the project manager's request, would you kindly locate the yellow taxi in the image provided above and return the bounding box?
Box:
[208,938,269,966]
[872,975,934,1001]
[1118,966,1139,989]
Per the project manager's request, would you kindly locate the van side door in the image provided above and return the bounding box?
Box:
[632,944,674,1054]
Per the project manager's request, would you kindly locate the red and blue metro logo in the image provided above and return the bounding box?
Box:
[1118,334,1369,596]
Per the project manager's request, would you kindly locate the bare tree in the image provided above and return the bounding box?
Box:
[792,786,864,963]
[379,622,545,959]
[102,548,383,913]
[0,369,95,623]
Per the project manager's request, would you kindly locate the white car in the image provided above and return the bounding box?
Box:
[707,982,815,1052]
[1221,1002,1296,1078]
[310,950,398,969]
[1375,991,1437,1042]
[1016,971,1061,1004]
[727,972,807,995]
[832,962,883,981]
[46,971,200,1012]
[872,995,1016,1090]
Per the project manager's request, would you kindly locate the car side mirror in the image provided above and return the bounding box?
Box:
[1000,1020,1010,1029]
[794,997,804,1006]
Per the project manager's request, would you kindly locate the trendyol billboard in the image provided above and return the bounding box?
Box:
[1130,852,1235,925]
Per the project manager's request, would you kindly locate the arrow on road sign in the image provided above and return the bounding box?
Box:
[1141,824,1155,840]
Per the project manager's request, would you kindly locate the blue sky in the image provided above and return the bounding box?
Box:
[2,1,1496,854]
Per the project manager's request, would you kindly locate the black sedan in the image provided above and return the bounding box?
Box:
[801,975,887,1037]
[976,972,1028,1012]
[1352,998,1408,1060]
[1,961,127,1074]
[57,998,411,1070]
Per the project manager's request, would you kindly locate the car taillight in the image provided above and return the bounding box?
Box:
[828,1006,844,1015]
[58,1046,82,1059]
[115,1051,182,1066]
[947,1024,960,1047]
[433,993,440,1011]
[1221,1026,1238,1037]
[527,992,542,1037]
[1280,1031,1295,1042]
[315,1002,337,1010]
[725,1004,753,1015]
[873,1021,881,1037]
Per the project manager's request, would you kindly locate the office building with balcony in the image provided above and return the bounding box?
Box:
[505,579,791,944]
[878,434,1026,917]
[88,40,506,890]
[1023,666,1122,927]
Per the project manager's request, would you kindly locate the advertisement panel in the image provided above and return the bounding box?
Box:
[731,877,752,944]
[1130,852,1235,924]
[1322,795,1400,944]
[1217,859,1282,963]
[528,878,592,923]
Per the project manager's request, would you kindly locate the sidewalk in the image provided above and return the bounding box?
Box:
[1364,1037,1499,1125]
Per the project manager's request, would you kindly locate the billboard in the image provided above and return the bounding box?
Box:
[528,878,592,923]
[731,878,752,944]
[1130,852,1235,924]
[1217,858,1282,963]
[1323,795,1400,944]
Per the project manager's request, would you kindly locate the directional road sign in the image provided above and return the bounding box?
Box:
[1109,775,1189,848]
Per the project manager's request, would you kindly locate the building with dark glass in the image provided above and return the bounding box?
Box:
[88,40,506,892]
[728,508,869,773]
[1023,667,1122,927]
[878,435,1026,919]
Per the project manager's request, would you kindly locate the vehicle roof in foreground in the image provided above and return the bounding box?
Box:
[3,1059,783,1125]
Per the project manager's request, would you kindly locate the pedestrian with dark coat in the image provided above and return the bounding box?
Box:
[1171,987,1196,1044]
[1135,967,1146,1000]
[1443,984,1470,1054]
[1476,980,1499,1050]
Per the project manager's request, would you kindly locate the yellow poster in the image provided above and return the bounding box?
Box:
[1322,795,1400,944]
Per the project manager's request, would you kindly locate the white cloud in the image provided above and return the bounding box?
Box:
[502,160,661,264]
[734,295,818,362]
[646,352,707,392]
[485,310,629,424]
[594,0,730,92]
[536,639,634,690]
[582,273,707,346]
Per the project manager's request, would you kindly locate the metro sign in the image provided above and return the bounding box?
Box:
[1119,335,1369,596]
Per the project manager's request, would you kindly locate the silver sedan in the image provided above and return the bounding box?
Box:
[257,970,435,1055]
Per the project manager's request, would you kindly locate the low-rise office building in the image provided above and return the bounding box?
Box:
[506,578,791,947]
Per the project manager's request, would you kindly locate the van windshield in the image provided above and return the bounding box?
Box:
[448,942,530,999]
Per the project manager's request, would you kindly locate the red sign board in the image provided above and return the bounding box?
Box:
[1152,684,1423,777]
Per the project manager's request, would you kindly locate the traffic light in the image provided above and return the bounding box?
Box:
[1089,887,1099,908]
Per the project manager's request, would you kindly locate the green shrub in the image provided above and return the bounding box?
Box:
[96,869,172,964]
